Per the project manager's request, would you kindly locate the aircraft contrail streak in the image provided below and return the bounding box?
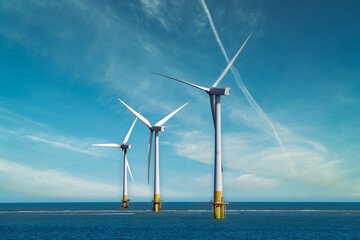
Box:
[200,0,295,174]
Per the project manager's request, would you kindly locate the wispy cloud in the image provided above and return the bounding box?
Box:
[191,173,279,191]
[225,173,279,191]
[0,0,200,116]
[0,106,192,200]
[128,182,191,200]
[139,0,169,29]
[0,1,153,93]
[26,135,101,157]
[0,106,48,129]
[0,106,106,158]
[173,118,360,196]
[0,158,119,199]
[172,127,360,198]
[128,182,152,198]
[173,130,212,164]
[233,5,264,28]
[0,158,190,200]
[173,126,322,177]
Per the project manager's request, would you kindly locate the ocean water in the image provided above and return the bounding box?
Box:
[0,202,359,239]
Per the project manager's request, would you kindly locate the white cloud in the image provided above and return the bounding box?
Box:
[0,105,114,158]
[191,173,279,192]
[26,135,102,157]
[128,182,152,198]
[231,1,264,28]
[0,0,205,118]
[129,182,192,200]
[225,173,279,191]
[229,105,270,132]
[137,0,209,36]
[171,119,360,198]
[192,174,211,189]
[139,0,169,29]
[0,159,191,201]
[173,130,213,165]
[0,125,107,158]
[248,11,262,27]
[0,158,119,199]
[0,106,48,129]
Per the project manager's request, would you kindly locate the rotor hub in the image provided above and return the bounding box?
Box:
[209,87,231,96]
[151,126,165,132]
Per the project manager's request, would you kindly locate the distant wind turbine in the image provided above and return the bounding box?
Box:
[92,117,137,209]
[152,33,252,219]
[118,98,188,212]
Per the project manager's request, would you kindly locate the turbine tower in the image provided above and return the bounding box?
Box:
[152,33,252,219]
[118,99,188,212]
[92,117,137,209]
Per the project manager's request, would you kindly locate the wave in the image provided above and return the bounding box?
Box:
[226,209,360,213]
[0,209,359,215]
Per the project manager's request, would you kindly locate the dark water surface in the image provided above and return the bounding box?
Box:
[0,202,359,239]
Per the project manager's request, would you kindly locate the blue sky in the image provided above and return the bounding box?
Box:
[0,0,359,202]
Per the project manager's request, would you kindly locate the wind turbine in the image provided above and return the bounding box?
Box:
[152,33,252,219]
[118,98,188,212]
[92,117,137,209]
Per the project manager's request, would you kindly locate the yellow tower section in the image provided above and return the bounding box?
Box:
[152,194,162,212]
[122,195,129,209]
[211,191,228,219]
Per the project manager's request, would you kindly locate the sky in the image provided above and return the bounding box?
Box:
[0,0,359,203]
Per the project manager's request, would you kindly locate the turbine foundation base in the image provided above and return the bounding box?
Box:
[211,201,228,219]
[152,200,162,212]
[122,199,129,209]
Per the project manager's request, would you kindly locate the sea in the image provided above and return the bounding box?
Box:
[0,202,359,239]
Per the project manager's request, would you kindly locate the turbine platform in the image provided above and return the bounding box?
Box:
[152,200,163,212]
[122,196,130,209]
[210,198,228,219]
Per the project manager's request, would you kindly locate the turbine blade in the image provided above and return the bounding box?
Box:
[152,72,210,92]
[147,131,153,184]
[124,150,134,183]
[118,99,152,128]
[154,102,188,127]
[92,144,121,148]
[122,117,138,144]
[212,32,252,87]
[209,95,216,128]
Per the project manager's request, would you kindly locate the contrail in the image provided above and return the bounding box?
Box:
[200,0,296,174]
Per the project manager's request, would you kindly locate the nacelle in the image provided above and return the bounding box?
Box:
[209,87,231,96]
[121,144,131,149]
[151,126,165,132]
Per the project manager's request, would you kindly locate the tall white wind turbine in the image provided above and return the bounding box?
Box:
[118,98,188,212]
[152,33,252,219]
[92,117,138,209]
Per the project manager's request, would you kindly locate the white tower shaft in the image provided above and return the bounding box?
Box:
[212,95,227,219]
[214,95,223,194]
[153,131,161,212]
[123,149,128,197]
[154,131,160,196]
